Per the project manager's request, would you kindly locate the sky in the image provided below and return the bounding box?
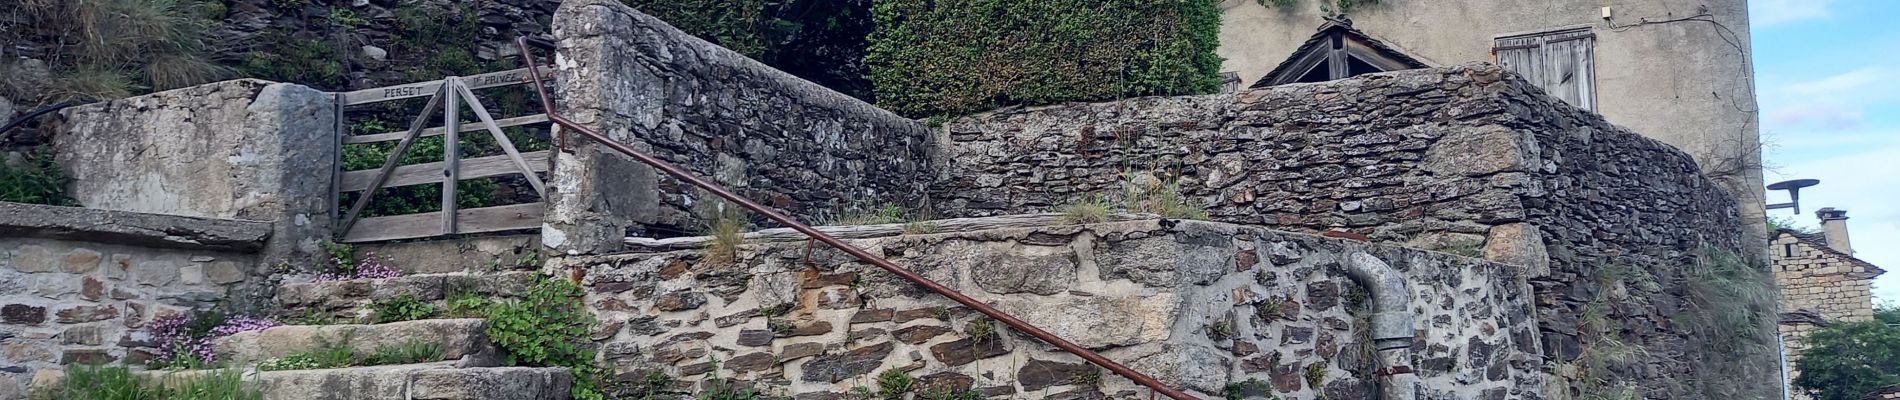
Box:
[1749,0,1900,304]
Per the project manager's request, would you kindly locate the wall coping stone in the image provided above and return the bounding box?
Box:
[0,202,271,252]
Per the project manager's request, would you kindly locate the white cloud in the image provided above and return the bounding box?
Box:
[1767,146,1900,302]
[1758,67,1899,132]
[1751,0,1834,27]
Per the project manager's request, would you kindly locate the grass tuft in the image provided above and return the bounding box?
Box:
[875,369,913,400]
[1056,195,1112,225]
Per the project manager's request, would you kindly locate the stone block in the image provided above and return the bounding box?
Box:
[927,337,1009,367]
[10,245,53,273]
[801,341,893,383]
[1018,358,1094,391]
[80,276,104,301]
[206,261,244,284]
[61,325,104,346]
[104,254,132,280]
[60,349,115,365]
[131,260,177,286]
[4,342,55,363]
[992,294,1175,349]
[215,319,497,366]
[180,263,204,285]
[53,305,118,323]
[2,304,45,325]
[971,243,1078,295]
[892,325,952,344]
[61,249,100,274]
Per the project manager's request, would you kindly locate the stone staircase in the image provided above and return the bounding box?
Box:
[275,271,539,316]
[139,273,570,400]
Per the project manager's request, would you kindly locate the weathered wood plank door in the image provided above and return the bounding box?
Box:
[1494,28,1596,111]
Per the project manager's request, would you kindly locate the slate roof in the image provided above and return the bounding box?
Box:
[1249,19,1431,89]
[1778,228,1887,279]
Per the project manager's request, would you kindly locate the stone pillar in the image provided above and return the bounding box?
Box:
[50,79,338,304]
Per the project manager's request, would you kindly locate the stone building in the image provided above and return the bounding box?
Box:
[1217,0,1766,247]
[1773,207,1888,398]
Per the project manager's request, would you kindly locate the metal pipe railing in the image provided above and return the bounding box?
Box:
[513,37,1199,400]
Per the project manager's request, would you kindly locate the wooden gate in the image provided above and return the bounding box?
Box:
[332,66,554,242]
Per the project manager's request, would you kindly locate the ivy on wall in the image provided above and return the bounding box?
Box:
[865,0,1225,118]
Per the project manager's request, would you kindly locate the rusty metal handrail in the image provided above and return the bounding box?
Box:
[513,37,1199,400]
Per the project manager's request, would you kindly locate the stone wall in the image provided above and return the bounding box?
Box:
[929,64,1769,397]
[549,218,1542,399]
[544,0,934,255]
[1770,229,1885,399]
[0,202,273,397]
[49,79,337,273]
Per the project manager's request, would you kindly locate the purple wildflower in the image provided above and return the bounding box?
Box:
[210,315,279,336]
[314,252,404,282]
[148,313,281,368]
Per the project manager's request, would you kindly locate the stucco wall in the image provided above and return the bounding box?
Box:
[551,218,1542,399]
[1214,0,1765,245]
[49,79,338,269]
[545,0,935,255]
[930,64,1772,398]
[0,203,273,398]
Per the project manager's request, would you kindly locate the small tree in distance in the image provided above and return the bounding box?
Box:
[1792,302,1900,400]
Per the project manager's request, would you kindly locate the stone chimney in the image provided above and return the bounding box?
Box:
[1816,207,1852,255]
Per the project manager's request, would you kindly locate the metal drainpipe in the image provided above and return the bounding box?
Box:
[1346,252,1418,400]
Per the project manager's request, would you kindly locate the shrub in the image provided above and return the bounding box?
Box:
[621,0,877,101]
[238,29,345,90]
[866,0,1223,118]
[6,0,230,103]
[1792,303,1900,400]
[485,277,600,399]
[30,364,260,400]
[369,294,438,323]
[0,150,79,206]
[1679,246,1777,397]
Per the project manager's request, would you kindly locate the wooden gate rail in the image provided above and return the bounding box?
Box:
[333,66,555,243]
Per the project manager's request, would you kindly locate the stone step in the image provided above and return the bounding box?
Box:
[143,363,571,400]
[276,272,537,313]
[215,319,499,367]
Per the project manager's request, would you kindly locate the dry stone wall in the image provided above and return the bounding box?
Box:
[550,219,1542,399]
[0,203,273,397]
[544,0,933,255]
[929,64,1767,398]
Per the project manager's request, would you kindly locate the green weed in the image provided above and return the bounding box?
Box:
[363,339,444,366]
[0,150,79,206]
[485,277,601,399]
[1056,195,1112,224]
[875,369,913,400]
[370,294,437,323]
